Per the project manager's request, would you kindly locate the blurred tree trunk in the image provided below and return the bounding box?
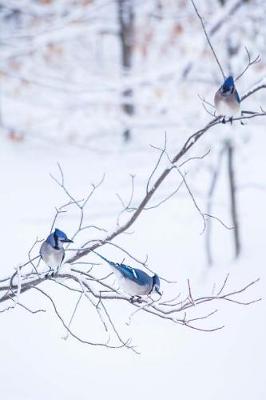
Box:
[226,140,241,258]
[206,146,226,266]
[206,141,241,265]
[117,0,135,141]
[218,0,250,6]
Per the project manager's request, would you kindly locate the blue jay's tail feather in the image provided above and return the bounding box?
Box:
[92,251,137,280]
[92,250,117,268]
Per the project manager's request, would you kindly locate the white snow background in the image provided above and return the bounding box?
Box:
[0,1,266,399]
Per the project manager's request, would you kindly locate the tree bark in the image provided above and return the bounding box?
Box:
[226,140,241,258]
[117,0,135,141]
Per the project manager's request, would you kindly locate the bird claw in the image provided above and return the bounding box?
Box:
[221,116,233,125]
[45,268,56,279]
[130,296,142,304]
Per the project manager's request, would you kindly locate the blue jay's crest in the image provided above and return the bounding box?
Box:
[221,76,234,94]
[46,228,72,249]
[54,228,68,241]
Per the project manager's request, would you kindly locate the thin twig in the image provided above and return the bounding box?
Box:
[190,0,225,79]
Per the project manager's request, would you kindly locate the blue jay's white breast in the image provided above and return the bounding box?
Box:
[40,241,64,271]
[117,274,151,296]
[214,93,240,117]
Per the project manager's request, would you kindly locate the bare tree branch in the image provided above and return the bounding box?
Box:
[190,0,225,79]
[235,47,261,81]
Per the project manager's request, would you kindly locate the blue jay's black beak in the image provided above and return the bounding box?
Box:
[63,238,73,243]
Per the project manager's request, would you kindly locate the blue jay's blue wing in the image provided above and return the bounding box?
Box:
[234,89,240,103]
[93,251,150,286]
[116,263,150,286]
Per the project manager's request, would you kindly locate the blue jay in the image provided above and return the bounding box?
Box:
[93,251,161,300]
[214,76,240,123]
[40,228,73,274]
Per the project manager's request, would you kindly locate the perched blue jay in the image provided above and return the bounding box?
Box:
[40,228,73,274]
[214,76,240,122]
[93,251,161,300]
